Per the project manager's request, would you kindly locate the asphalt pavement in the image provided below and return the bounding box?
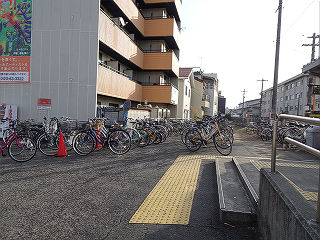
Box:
[1,133,258,240]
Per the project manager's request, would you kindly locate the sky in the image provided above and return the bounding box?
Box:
[179,0,320,109]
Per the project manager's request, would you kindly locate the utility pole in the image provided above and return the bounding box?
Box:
[241,89,247,122]
[257,79,268,119]
[271,0,283,173]
[302,33,320,62]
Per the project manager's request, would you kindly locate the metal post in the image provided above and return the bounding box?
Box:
[241,89,247,124]
[270,0,283,172]
[258,79,268,119]
[311,33,316,62]
[271,120,278,172]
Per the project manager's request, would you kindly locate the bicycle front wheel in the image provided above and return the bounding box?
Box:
[73,132,95,156]
[37,133,58,156]
[108,130,131,155]
[184,129,202,152]
[8,136,37,162]
[214,133,232,156]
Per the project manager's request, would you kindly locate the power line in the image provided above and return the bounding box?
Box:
[283,0,317,35]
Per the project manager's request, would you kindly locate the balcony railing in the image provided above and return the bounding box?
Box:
[100,9,144,52]
[98,62,133,80]
[141,82,178,90]
[97,64,143,102]
[111,0,180,44]
[99,10,179,76]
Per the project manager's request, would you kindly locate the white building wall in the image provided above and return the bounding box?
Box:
[0,0,100,120]
[213,80,219,115]
[177,78,191,119]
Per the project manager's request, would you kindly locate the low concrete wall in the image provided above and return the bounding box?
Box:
[258,169,320,240]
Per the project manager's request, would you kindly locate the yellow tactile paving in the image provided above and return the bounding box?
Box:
[130,155,209,225]
[250,160,318,201]
[280,173,318,201]
[250,160,318,169]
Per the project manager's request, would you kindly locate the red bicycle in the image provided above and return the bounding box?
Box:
[0,120,37,162]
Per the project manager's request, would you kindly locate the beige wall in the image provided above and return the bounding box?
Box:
[113,0,145,34]
[142,85,173,104]
[111,0,179,45]
[97,66,143,102]
[99,11,179,77]
[99,12,144,69]
[191,79,204,119]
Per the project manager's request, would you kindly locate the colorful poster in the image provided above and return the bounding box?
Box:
[0,0,32,83]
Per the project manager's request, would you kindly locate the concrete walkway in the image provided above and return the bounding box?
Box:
[232,129,319,209]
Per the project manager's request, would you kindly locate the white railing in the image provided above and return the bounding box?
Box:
[271,114,320,222]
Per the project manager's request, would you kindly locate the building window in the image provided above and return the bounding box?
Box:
[285,96,289,101]
[296,81,300,87]
[290,106,293,111]
[296,93,300,99]
[188,89,191,97]
[291,83,295,88]
[185,86,188,96]
[281,87,284,92]
[290,95,294,100]
[280,97,283,102]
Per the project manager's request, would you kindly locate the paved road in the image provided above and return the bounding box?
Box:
[1,133,258,240]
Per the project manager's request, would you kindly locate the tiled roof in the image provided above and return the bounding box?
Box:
[179,68,193,78]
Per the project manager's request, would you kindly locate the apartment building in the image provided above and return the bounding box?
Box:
[189,71,219,119]
[261,73,320,118]
[177,68,194,119]
[236,98,260,121]
[201,73,219,116]
[190,75,205,119]
[0,0,181,120]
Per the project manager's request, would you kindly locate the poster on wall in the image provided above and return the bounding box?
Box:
[0,103,17,120]
[0,0,32,83]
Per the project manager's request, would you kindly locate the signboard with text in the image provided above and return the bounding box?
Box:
[37,98,52,110]
[0,0,32,83]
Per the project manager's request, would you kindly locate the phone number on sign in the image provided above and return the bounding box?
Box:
[0,72,29,82]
